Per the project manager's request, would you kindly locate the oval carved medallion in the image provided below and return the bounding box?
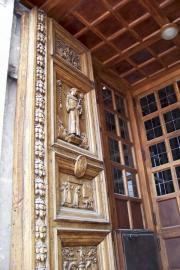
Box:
[74,155,87,178]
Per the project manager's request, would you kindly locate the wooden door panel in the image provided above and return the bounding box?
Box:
[165,237,180,269]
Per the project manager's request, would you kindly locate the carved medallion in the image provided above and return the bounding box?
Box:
[74,155,87,178]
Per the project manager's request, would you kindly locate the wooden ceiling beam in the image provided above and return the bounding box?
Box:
[103,31,161,67]
[131,63,180,96]
[142,0,169,26]
[72,11,121,54]
[40,0,81,19]
[101,0,143,42]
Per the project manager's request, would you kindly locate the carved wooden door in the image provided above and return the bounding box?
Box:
[11,8,116,270]
[33,10,115,270]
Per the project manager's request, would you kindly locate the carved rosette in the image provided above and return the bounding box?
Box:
[34,10,48,270]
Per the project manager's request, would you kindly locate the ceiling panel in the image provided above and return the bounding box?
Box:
[22,0,180,89]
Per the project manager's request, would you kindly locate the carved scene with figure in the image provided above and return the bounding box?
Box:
[60,174,94,211]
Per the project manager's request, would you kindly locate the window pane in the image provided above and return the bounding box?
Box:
[149,142,168,167]
[126,171,138,197]
[102,85,113,109]
[108,137,120,163]
[169,136,180,161]
[112,168,125,194]
[144,116,162,140]
[140,93,157,116]
[119,118,129,140]
[115,95,126,115]
[158,85,177,108]
[175,166,180,189]
[154,169,174,196]
[123,144,134,167]
[105,111,116,134]
[163,108,180,133]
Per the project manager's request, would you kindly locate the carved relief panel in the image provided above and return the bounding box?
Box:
[52,22,92,78]
[60,177,94,210]
[55,230,115,270]
[62,246,98,270]
[54,149,109,222]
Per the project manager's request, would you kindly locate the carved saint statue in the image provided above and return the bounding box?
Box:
[66,88,83,136]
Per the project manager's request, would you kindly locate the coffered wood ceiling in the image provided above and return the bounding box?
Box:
[22,0,180,89]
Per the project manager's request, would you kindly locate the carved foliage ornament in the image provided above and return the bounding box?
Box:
[62,246,98,270]
[55,38,81,70]
[34,10,47,270]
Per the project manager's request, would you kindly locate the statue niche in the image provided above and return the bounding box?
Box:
[57,82,89,149]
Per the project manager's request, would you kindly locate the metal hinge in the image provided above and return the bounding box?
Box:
[133,98,136,107]
[157,237,161,251]
[141,149,146,161]
[152,211,157,226]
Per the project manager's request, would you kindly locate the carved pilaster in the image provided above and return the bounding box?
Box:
[34,10,48,270]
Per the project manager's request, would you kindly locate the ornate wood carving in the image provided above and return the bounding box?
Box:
[62,246,98,270]
[34,10,48,270]
[57,79,62,109]
[56,38,81,70]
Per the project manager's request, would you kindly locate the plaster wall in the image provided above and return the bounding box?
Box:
[0,5,21,269]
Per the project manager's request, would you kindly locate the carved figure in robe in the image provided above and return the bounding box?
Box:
[66,88,83,136]
[82,184,93,209]
[60,182,72,206]
[72,185,81,208]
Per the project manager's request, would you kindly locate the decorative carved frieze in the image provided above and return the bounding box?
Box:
[34,10,48,270]
[62,246,98,270]
[60,179,94,210]
[55,38,81,70]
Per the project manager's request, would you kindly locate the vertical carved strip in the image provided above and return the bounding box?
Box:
[34,10,47,270]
